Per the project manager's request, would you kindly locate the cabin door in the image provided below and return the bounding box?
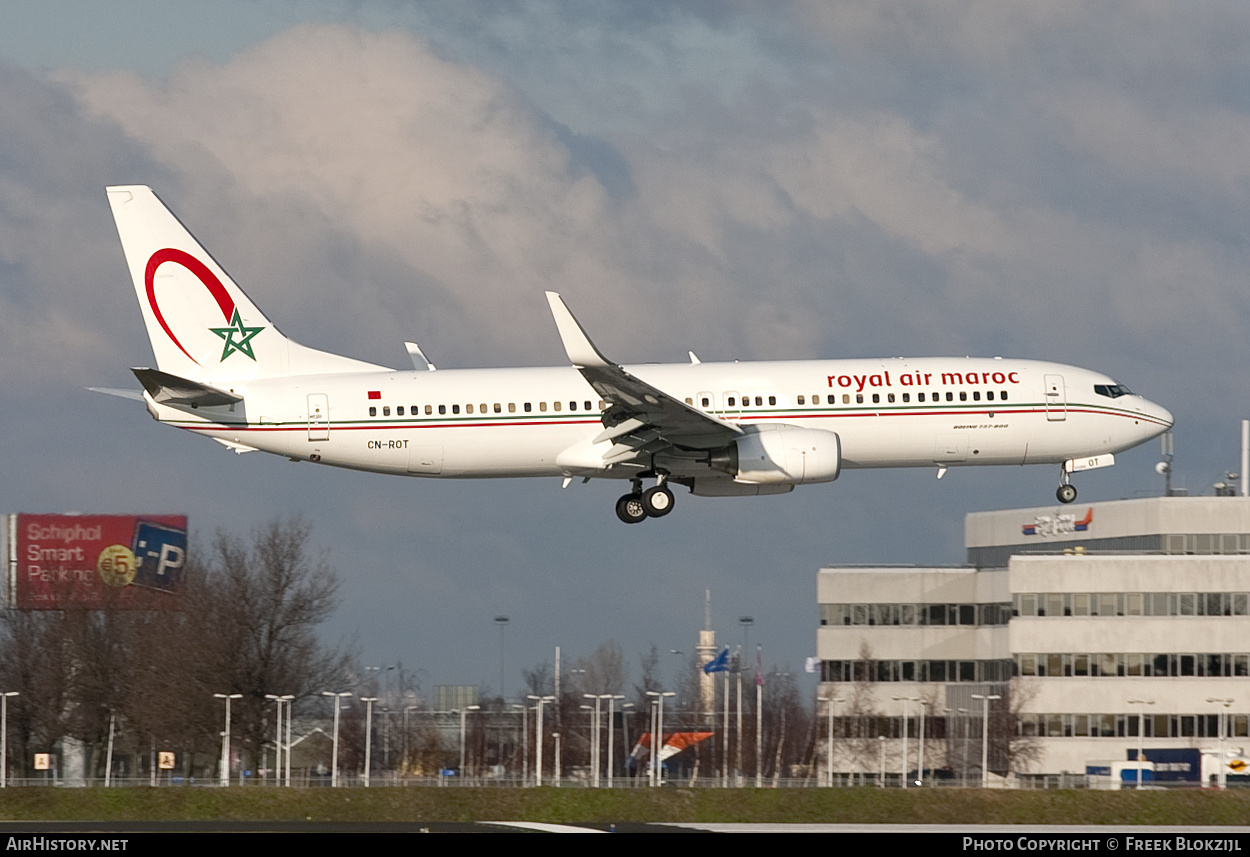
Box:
[1043,375,1066,421]
[307,394,330,441]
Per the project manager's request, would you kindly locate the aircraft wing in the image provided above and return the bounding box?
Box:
[545,293,740,465]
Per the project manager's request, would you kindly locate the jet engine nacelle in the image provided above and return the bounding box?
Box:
[711,426,841,485]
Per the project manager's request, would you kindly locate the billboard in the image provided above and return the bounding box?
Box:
[4,514,187,609]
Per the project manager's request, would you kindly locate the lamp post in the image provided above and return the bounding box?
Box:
[512,703,529,786]
[583,695,601,787]
[877,734,885,787]
[360,696,378,786]
[1127,698,1155,789]
[646,690,675,786]
[528,695,554,786]
[0,691,15,789]
[818,696,844,787]
[1207,697,1234,790]
[321,691,351,787]
[265,694,293,786]
[494,616,510,698]
[213,693,242,787]
[458,704,480,783]
[892,696,919,788]
[971,693,1001,788]
[605,694,624,787]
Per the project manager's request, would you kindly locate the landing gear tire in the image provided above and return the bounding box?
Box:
[1056,484,1077,504]
[616,493,648,524]
[642,485,675,518]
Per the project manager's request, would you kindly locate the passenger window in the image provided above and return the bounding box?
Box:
[496,403,503,413]
[480,403,487,413]
[584,401,592,411]
[902,393,909,403]
[570,401,577,411]
[973,391,980,401]
[856,394,864,404]
[959,392,967,402]
[523,402,531,412]
[797,395,805,405]
[946,392,953,402]
[701,397,710,407]
[466,404,474,414]
[397,406,404,416]
[553,401,562,411]
[369,407,377,417]
[755,396,763,406]
[887,393,895,403]
[438,405,446,415]
[539,402,547,412]
[986,391,994,401]
[452,404,460,414]
[841,394,849,404]
[768,396,776,406]
[685,397,693,405]
[1001,390,1008,400]
[599,401,607,410]
[425,405,432,415]
[828,395,836,405]
[383,406,390,416]
[872,394,880,404]
[918,393,925,402]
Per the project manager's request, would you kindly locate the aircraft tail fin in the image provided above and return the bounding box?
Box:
[106,186,386,381]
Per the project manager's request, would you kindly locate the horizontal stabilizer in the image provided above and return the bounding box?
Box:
[131,367,243,407]
[87,386,145,402]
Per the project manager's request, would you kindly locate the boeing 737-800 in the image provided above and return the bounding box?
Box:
[101,186,1173,523]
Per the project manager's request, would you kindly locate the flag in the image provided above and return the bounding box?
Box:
[704,647,730,674]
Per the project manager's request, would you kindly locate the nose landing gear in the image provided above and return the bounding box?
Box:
[615,475,676,523]
[1056,468,1077,504]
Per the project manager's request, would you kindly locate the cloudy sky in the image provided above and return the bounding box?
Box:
[1,2,1247,700]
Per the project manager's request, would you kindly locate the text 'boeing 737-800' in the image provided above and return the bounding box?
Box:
[97,186,1173,523]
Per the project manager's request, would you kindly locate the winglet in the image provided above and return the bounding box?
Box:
[545,292,612,368]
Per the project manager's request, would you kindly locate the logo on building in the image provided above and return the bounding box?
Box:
[1022,507,1093,537]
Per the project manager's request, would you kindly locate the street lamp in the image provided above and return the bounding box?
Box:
[458,704,481,783]
[361,696,378,786]
[1127,698,1155,789]
[0,692,18,788]
[265,694,293,786]
[1207,697,1234,790]
[892,696,920,788]
[494,616,510,699]
[605,694,624,788]
[213,693,242,787]
[971,693,1001,788]
[646,690,675,787]
[527,695,554,786]
[818,696,844,787]
[321,691,352,787]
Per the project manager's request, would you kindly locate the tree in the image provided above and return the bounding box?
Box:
[194,517,350,776]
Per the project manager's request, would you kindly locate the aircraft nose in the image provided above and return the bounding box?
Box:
[1141,398,1173,433]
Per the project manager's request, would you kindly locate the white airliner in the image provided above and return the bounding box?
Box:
[101,186,1174,523]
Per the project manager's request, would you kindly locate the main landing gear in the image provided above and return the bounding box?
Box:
[615,476,675,524]
[1056,468,1077,504]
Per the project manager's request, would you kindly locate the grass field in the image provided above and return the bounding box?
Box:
[1,787,1248,825]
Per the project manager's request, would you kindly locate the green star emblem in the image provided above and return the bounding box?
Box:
[209,309,264,361]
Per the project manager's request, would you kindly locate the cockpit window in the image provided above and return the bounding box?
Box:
[1094,384,1133,398]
